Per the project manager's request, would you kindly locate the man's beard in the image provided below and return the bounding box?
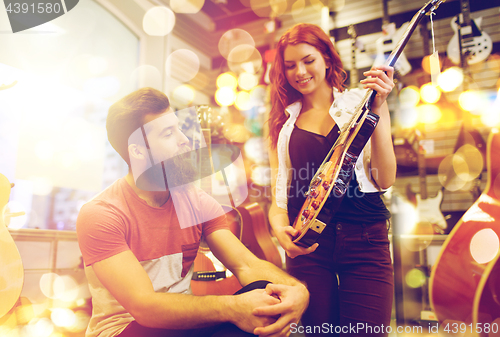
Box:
[136,146,197,191]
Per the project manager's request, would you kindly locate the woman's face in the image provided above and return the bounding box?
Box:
[283,43,329,96]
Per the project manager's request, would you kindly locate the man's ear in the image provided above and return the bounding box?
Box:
[128,144,146,160]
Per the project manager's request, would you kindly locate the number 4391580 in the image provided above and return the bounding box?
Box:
[6,3,62,14]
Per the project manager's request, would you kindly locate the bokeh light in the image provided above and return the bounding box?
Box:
[235,91,252,111]
[291,0,306,22]
[238,72,258,91]
[470,228,499,264]
[215,87,237,106]
[437,67,463,92]
[143,7,175,36]
[166,49,200,82]
[458,90,480,112]
[216,72,238,90]
[51,308,76,328]
[218,29,255,60]
[417,104,441,124]
[227,45,262,74]
[399,86,420,107]
[251,165,271,186]
[405,268,426,288]
[455,144,483,181]
[399,107,419,128]
[250,0,287,17]
[310,0,328,11]
[438,154,468,192]
[172,84,196,106]
[420,83,441,104]
[23,318,54,337]
[39,273,79,301]
[170,0,204,13]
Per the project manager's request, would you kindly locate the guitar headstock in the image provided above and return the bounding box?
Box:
[196,105,225,145]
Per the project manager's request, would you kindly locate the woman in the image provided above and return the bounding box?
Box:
[267,23,397,336]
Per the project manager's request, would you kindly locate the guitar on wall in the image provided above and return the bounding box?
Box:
[373,0,412,78]
[0,173,24,319]
[191,106,281,295]
[429,129,500,331]
[446,0,492,66]
[406,130,447,234]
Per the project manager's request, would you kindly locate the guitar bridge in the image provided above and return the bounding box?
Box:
[311,218,327,234]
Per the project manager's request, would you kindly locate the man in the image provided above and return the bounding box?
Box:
[76,87,309,337]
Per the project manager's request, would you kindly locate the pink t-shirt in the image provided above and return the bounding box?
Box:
[76,178,228,337]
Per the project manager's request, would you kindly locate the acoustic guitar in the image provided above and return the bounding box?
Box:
[429,128,500,330]
[0,173,24,319]
[190,106,281,295]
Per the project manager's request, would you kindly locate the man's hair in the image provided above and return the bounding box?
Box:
[106,87,170,165]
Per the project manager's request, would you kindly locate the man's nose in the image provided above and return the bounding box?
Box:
[177,129,189,146]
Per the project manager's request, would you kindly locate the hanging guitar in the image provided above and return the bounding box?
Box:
[0,173,25,319]
[292,0,446,248]
[446,0,492,66]
[406,130,447,234]
[373,0,412,78]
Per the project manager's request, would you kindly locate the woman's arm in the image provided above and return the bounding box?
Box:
[360,65,397,189]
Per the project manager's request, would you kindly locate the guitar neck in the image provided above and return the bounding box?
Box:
[460,0,471,28]
[348,25,358,88]
[200,128,214,194]
[418,145,428,200]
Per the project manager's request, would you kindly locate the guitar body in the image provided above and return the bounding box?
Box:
[447,16,492,65]
[415,190,447,231]
[429,129,500,325]
[191,205,242,296]
[292,110,380,247]
[237,203,282,268]
[0,174,24,319]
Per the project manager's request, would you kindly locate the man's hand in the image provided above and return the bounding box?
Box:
[229,288,281,333]
[252,283,309,336]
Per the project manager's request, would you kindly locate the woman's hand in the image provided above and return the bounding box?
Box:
[360,65,395,113]
[272,213,318,259]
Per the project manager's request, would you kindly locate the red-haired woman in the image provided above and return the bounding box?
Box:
[267,23,397,336]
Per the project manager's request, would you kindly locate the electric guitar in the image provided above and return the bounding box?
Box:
[373,0,412,78]
[0,174,24,319]
[292,0,446,248]
[446,0,492,66]
[406,131,447,234]
[429,128,500,328]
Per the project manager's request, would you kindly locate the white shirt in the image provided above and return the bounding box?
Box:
[274,88,385,211]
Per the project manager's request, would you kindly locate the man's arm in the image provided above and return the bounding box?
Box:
[91,250,280,331]
[206,228,309,336]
